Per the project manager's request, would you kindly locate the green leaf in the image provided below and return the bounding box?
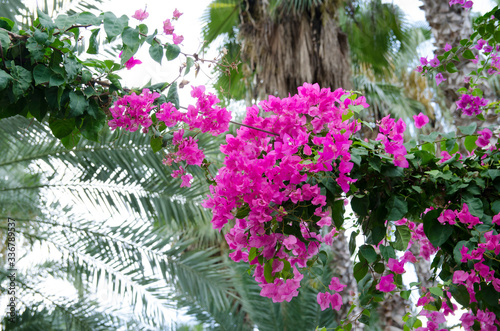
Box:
[331,199,344,229]
[400,290,411,300]
[349,231,358,256]
[166,82,179,108]
[49,117,75,138]
[351,195,369,217]
[385,196,408,221]
[367,157,381,173]
[472,88,483,97]
[49,73,65,87]
[122,27,140,49]
[380,245,396,261]
[108,73,122,91]
[150,136,163,153]
[27,88,47,121]
[446,62,458,73]
[420,132,439,143]
[103,12,128,40]
[81,70,92,84]
[488,169,500,181]
[37,8,56,30]
[445,138,456,153]
[421,142,435,154]
[353,261,368,282]
[464,135,478,152]
[63,56,81,80]
[60,130,81,149]
[33,65,51,85]
[248,247,258,262]
[264,259,274,283]
[165,43,180,61]
[149,43,163,64]
[87,29,100,54]
[0,69,12,90]
[393,226,411,251]
[68,91,88,117]
[462,49,475,60]
[0,29,10,50]
[423,209,453,247]
[10,64,32,99]
[185,57,194,76]
[458,122,477,135]
[359,245,377,263]
[429,287,444,297]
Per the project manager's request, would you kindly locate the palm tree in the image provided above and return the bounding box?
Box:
[0,115,234,330]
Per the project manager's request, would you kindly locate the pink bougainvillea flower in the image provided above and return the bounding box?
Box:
[163,19,175,35]
[435,73,447,86]
[394,154,409,168]
[173,8,183,19]
[173,33,184,45]
[438,209,456,225]
[376,274,396,292]
[330,293,343,311]
[124,56,142,70]
[420,57,428,66]
[413,112,429,129]
[132,8,149,21]
[493,213,500,225]
[180,174,193,188]
[476,128,492,147]
[429,56,440,67]
[328,277,347,292]
[444,43,452,52]
[387,258,405,274]
[317,292,331,311]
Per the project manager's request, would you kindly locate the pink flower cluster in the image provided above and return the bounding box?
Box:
[449,0,474,9]
[108,89,159,132]
[317,277,346,311]
[157,86,232,136]
[376,115,409,168]
[202,83,367,304]
[163,9,184,45]
[456,93,488,116]
[437,203,482,229]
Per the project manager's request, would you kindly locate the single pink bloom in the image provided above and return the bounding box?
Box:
[387,258,405,274]
[413,112,429,129]
[180,174,193,187]
[317,292,330,311]
[394,154,409,168]
[435,73,446,86]
[330,293,343,311]
[464,76,471,83]
[173,33,184,45]
[444,43,452,52]
[429,56,440,68]
[328,277,347,292]
[132,8,149,21]
[420,57,428,66]
[493,213,500,225]
[163,19,175,35]
[476,128,492,147]
[376,274,396,292]
[125,56,142,70]
[173,8,183,19]
[415,65,423,73]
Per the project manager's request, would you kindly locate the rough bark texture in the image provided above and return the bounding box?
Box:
[378,293,408,331]
[239,0,352,99]
[420,0,498,126]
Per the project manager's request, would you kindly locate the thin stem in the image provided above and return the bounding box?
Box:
[229,120,278,136]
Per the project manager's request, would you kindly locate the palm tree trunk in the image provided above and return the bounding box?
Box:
[419,0,497,126]
[239,0,351,99]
